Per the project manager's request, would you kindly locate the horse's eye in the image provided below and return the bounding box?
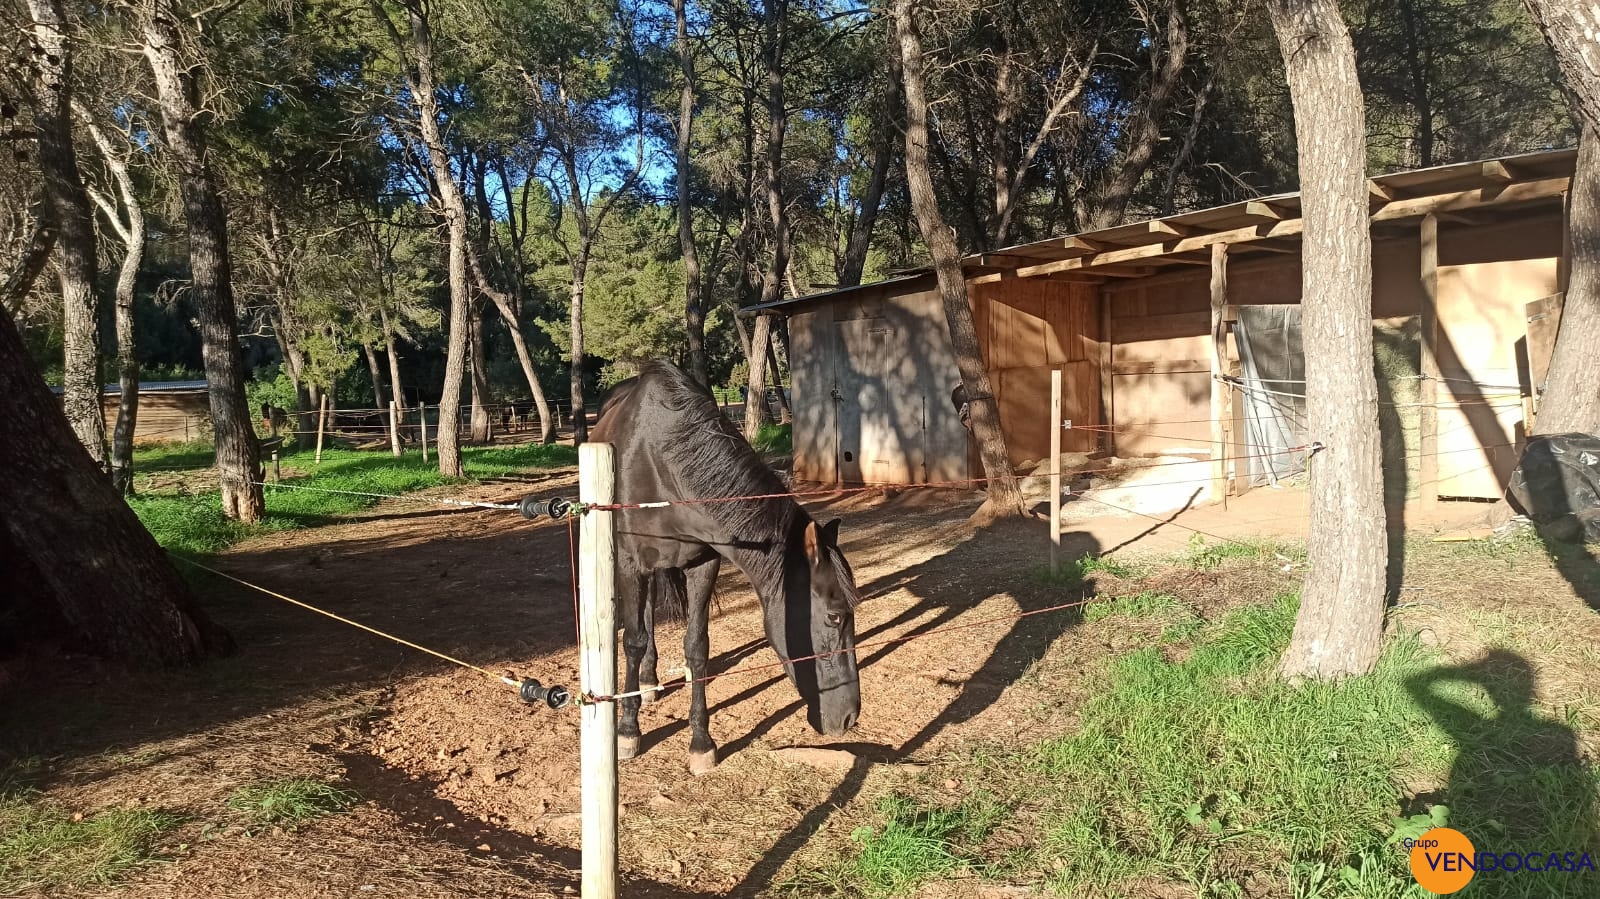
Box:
[826,612,843,628]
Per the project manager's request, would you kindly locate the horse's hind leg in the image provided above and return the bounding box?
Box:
[638,588,660,705]
[683,556,721,775]
[618,571,650,761]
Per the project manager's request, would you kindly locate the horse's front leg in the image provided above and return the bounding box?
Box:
[617,571,650,761]
[683,556,721,775]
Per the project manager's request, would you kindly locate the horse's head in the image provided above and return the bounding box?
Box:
[770,518,861,737]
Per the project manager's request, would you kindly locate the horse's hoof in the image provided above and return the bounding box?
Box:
[688,749,717,776]
[639,684,659,706]
[618,734,641,760]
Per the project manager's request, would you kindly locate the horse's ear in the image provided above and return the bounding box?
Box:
[821,518,841,546]
[804,520,819,564]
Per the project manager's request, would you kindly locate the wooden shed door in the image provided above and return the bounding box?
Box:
[833,320,923,484]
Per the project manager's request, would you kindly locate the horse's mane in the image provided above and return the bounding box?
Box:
[601,359,800,543]
[632,359,798,537]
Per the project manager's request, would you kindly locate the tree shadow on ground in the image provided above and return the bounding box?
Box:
[1406,649,1598,863]
[730,514,1102,895]
[0,480,717,897]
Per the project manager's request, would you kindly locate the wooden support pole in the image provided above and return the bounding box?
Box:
[577,442,618,899]
[1099,293,1115,456]
[271,449,281,482]
[419,403,430,463]
[1050,369,1062,573]
[1420,214,1440,502]
[389,400,402,457]
[1209,242,1230,504]
[314,394,329,464]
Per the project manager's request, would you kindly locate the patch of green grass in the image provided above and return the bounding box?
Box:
[803,589,1599,898]
[1031,553,1139,586]
[1083,591,1180,623]
[825,794,1002,898]
[753,423,793,455]
[1181,533,1304,571]
[126,442,577,553]
[0,794,179,892]
[132,440,218,473]
[1025,598,1453,894]
[225,778,358,830]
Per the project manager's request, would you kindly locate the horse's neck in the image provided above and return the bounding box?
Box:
[719,503,800,603]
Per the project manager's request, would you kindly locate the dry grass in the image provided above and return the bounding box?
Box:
[7,486,1600,898]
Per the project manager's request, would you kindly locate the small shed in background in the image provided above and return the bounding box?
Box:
[754,148,1575,504]
[53,380,212,443]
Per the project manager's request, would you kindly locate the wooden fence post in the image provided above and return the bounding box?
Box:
[419,403,429,463]
[315,394,329,464]
[1050,369,1062,574]
[389,400,402,458]
[578,442,618,899]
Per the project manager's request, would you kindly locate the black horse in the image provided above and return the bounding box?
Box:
[591,360,862,774]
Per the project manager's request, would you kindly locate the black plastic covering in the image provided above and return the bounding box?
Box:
[1507,432,1600,542]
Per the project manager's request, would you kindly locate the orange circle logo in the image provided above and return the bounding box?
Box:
[1409,827,1477,893]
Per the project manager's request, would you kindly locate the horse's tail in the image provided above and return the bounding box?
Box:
[649,568,688,623]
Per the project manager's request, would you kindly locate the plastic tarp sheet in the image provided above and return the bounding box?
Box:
[1508,432,1600,542]
[1233,305,1308,486]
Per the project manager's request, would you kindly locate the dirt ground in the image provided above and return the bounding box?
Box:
[5,464,1598,898]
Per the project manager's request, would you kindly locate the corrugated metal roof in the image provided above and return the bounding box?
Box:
[50,379,209,395]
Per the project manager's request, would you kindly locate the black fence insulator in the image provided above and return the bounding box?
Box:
[517,496,578,520]
[519,677,572,710]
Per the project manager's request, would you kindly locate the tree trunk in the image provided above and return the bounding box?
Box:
[744,0,791,443]
[362,342,386,418]
[467,248,555,443]
[674,0,709,387]
[142,0,264,521]
[1521,0,1600,435]
[379,305,406,410]
[569,247,591,444]
[1519,0,1600,125]
[894,0,1024,517]
[744,314,774,437]
[1396,0,1434,168]
[288,346,314,440]
[78,110,149,495]
[0,300,233,665]
[838,50,900,288]
[0,207,56,307]
[109,235,143,494]
[469,299,492,443]
[1085,0,1190,230]
[29,0,104,467]
[383,0,470,477]
[1268,0,1387,681]
[766,335,790,424]
[1533,124,1600,433]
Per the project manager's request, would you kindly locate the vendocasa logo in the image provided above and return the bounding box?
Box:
[1406,827,1597,893]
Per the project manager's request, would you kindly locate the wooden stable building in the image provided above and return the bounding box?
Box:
[52,380,213,444]
[753,149,1577,502]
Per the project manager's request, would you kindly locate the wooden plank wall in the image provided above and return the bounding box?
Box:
[1101,270,1221,458]
[971,278,1102,466]
[101,392,211,444]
